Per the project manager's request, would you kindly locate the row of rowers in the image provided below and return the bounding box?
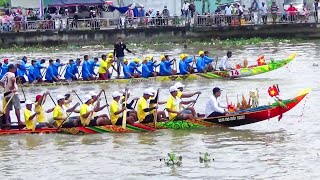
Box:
[6,51,232,84]
[21,82,229,130]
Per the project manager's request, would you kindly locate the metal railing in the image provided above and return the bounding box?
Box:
[0,11,319,32]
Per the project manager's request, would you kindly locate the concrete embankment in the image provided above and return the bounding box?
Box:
[1,23,320,47]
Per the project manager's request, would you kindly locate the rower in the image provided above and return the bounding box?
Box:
[34,59,46,82]
[45,59,59,83]
[174,82,201,117]
[128,58,142,78]
[88,90,110,121]
[98,54,115,80]
[24,100,40,130]
[218,51,232,71]
[159,55,174,76]
[147,56,158,74]
[179,54,193,75]
[79,94,110,126]
[165,55,177,75]
[64,59,76,81]
[147,87,167,121]
[0,58,9,79]
[123,59,132,79]
[88,57,99,78]
[34,92,52,128]
[165,86,196,121]
[205,87,229,117]
[137,89,158,123]
[16,56,29,84]
[110,91,135,125]
[0,64,23,126]
[196,51,214,73]
[203,51,215,71]
[142,58,156,78]
[53,59,64,78]
[71,58,81,80]
[27,60,37,83]
[52,94,80,128]
[82,55,94,81]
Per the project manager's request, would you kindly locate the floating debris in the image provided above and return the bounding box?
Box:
[199,152,214,163]
[160,153,182,166]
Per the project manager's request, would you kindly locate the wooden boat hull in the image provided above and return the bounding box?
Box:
[22,53,296,88]
[0,88,308,135]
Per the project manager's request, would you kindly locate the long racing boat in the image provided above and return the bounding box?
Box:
[0,87,309,135]
[22,53,296,88]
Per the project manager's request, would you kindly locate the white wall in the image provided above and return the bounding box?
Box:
[10,0,40,8]
[122,0,182,16]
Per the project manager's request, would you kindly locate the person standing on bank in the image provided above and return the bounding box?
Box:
[205,87,229,117]
[113,37,135,79]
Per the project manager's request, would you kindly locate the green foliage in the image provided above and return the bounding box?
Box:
[199,152,214,163]
[160,153,182,166]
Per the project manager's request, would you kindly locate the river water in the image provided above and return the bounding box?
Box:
[0,40,319,180]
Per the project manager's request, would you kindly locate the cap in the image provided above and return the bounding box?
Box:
[133,58,140,63]
[199,51,204,56]
[84,94,92,102]
[107,53,113,58]
[169,86,179,93]
[26,100,34,105]
[35,95,42,102]
[160,55,165,60]
[112,91,122,98]
[143,89,154,96]
[175,82,185,89]
[56,94,65,101]
[180,54,185,60]
[147,87,156,94]
[148,55,153,60]
[89,91,97,97]
[124,58,128,62]
[4,58,8,63]
[142,57,148,62]
[212,87,221,93]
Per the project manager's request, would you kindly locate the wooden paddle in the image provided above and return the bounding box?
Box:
[214,57,219,71]
[18,79,26,103]
[41,67,48,78]
[122,89,128,129]
[153,89,160,128]
[59,65,67,77]
[72,90,83,104]
[57,112,74,130]
[103,90,111,117]
[0,94,14,117]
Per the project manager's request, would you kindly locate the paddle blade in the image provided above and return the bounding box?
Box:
[296,88,311,97]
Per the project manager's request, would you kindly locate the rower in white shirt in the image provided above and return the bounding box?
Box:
[218,51,232,71]
[205,87,229,117]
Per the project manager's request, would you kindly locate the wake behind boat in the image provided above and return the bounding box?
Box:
[0,87,309,136]
[20,53,296,88]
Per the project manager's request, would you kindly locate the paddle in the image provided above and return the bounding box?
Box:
[103,90,111,117]
[214,57,219,71]
[48,93,57,106]
[153,89,160,128]
[171,94,200,121]
[18,79,26,103]
[72,90,83,104]
[0,94,14,117]
[59,65,67,77]
[122,89,128,129]
[57,112,74,130]
[41,67,48,78]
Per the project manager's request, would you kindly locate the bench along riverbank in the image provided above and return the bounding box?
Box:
[1,23,320,47]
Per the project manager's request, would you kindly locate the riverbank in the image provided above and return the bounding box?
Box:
[0,23,319,48]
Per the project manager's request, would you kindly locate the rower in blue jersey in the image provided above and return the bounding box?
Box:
[17,56,29,83]
[27,60,37,83]
[142,58,156,78]
[53,59,64,77]
[0,58,9,79]
[0,63,2,77]
[203,51,215,71]
[147,56,158,73]
[128,58,142,78]
[88,57,99,77]
[82,55,93,80]
[179,54,193,75]
[34,59,46,82]
[123,59,133,79]
[71,58,81,79]
[64,59,76,81]
[159,55,176,76]
[196,51,214,73]
[45,59,59,83]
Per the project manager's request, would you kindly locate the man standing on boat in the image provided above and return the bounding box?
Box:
[218,51,232,71]
[205,87,229,117]
[0,64,23,126]
[113,37,134,79]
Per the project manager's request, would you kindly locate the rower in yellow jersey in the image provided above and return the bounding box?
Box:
[88,90,110,122]
[98,54,115,80]
[147,87,167,121]
[165,86,196,121]
[24,100,40,130]
[79,95,110,126]
[52,95,80,128]
[174,82,202,117]
[136,89,158,123]
[109,91,135,125]
[34,92,52,128]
